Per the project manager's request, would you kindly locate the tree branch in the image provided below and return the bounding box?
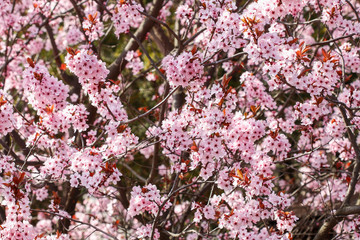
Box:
[310,33,356,47]
[107,0,165,80]
[314,105,360,240]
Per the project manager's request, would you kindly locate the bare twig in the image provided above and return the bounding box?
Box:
[107,0,165,80]
[121,86,179,125]
[31,209,119,239]
[310,34,356,46]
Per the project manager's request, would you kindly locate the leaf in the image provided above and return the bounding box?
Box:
[45,105,54,114]
[314,96,324,106]
[33,72,43,81]
[262,175,276,182]
[345,161,352,169]
[299,41,305,49]
[236,169,244,181]
[88,14,94,22]
[255,28,263,38]
[346,176,351,184]
[109,79,121,85]
[56,230,61,239]
[33,132,40,142]
[321,48,328,58]
[60,63,67,70]
[117,124,127,133]
[190,141,198,152]
[0,96,7,107]
[217,98,224,107]
[302,46,311,54]
[269,130,278,139]
[258,198,265,209]
[250,105,260,114]
[27,57,35,68]
[287,38,298,45]
[35,233,46,240]
[17,172,25,185]
[224,209,234,220]
[89,150,99,156]
[66,47,79,56]
[191,45,197,55]
[297,68,311,78]
[221,75,232,88]
[288,233,293,240]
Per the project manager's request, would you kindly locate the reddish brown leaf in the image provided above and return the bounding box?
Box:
[60,63,67,70]
[0,96,7,107]
[27,58,35,68]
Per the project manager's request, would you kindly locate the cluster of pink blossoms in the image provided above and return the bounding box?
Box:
[162,51,205,88]
[65,49,128,121]
[128,184,171,217]
[0,156,34,240]
[69,148,122,193]
[136,224,160,240]
[125,50,144,75]
[82,11,104,42]
[0,91,16,137]
[22,60,69,115]
[111,1,144,37]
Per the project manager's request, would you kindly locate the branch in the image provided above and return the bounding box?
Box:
[338,106,360,206]
[128,31,167,81]
[57,187,82,234]
[203,52,247,66]
[31,209,119,240]
[237,0,253,13]
[336,205,360,216]
[146,83,170,184]
[314,105,360,240]
[68,0,97,54]
[119,162,146,183]
[0,139,41,167]
[121,86,179,125]
[44,19,81,93]
[345,0,360,22]
[139,10,181,44]
[309,33,356,46]
[150,179,207,239]
[107,0,165,80]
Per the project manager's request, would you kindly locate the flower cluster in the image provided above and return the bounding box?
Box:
[162,51,205,88]
[135,224,160,240]
[125,50,144,75]
[65,48,128,121]
[128,184,171,217]
[69,148,122,193]
[111,1,144,37]
[0,156,35,239]
[82,11,104,42]
[65,49,108,86]
[0,92,16,137]
[22,59,69,115]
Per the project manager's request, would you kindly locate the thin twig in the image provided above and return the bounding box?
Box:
[121,86,179,125]
[31,209,119,240]
[310,34,355,46]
